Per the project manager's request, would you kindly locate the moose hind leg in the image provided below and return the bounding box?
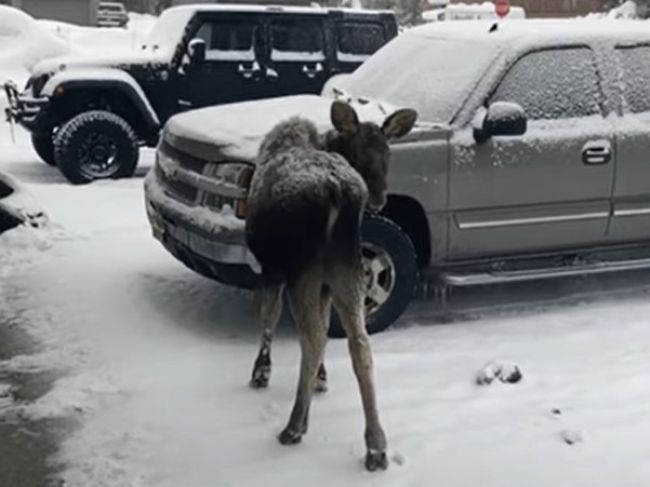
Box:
[251,283,284,389]
[314,291,332,394]
[279,277,327,445]
[333,275,388,471]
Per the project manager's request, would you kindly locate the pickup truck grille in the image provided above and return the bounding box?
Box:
[156,140,252,215]
[155,164,198,203]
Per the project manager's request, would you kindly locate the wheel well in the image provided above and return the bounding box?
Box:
[381,195,431,268]
[51,88,153,140]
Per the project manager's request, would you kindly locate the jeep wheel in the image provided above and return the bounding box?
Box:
[329,214,418,338]
[54,111,139,185]
[31,132,55,166]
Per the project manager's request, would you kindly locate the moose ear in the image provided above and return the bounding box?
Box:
[382,109,418,139]
[331,101,359,134]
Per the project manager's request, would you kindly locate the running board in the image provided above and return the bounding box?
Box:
[440,256,650,287]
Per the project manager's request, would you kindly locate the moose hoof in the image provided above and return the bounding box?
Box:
[314,378,328,394]
[250,367,270,389]
[278,428,303,445]
[365,450,388,472]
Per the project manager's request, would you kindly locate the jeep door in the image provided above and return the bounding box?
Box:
[263,14,329,96]
[449,47,616,259]
[607,44,650,242]
[181,14,267,109]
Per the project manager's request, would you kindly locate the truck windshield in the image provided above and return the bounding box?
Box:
[339,33,497,123]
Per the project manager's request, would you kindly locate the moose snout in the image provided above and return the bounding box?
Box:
[367,191,387,212]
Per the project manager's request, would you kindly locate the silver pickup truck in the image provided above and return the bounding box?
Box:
[144,19,650,335]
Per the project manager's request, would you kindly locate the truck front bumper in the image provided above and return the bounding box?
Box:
[144,168,261,289]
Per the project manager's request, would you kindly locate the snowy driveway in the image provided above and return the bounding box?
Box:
[3,120,650,486]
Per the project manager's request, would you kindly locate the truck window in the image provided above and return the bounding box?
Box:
[617,45,650,113]
[336,21,386,62]
[270,18,325,61]
[490,48,602,120]
[195,19,257,61]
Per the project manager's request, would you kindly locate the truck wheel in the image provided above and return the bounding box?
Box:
[54,111,139,185]
[31,133,55,166]
[329,214,419,338]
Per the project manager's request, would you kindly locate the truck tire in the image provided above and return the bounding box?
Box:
[54,111,139,185]
[329,214,418,338]
[31,133,55,166]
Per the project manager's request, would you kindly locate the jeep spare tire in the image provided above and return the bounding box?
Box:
[54,111,139,185]
[329,214,419,338]
[31,132,56,166]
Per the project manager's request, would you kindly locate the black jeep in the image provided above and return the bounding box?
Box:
[4,4,397,184]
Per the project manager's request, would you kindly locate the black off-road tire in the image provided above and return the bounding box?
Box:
[329,214,419,338]
[31,132,55,166]
[54,111,139,185]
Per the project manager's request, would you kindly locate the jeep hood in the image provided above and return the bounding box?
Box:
[164,95,433,163]
[31,50,169,77]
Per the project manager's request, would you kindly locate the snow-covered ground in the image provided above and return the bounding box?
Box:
[5,124,650,486]
[4,6,650,487]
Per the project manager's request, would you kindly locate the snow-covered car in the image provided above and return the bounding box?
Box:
[145,19,650,335]
[0,171,47,233]
[3,4,397,185]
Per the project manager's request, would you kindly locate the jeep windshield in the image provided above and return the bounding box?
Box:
[338,32,497,124]
[143,8,194,53]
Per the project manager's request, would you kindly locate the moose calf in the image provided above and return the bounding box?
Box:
[245,101,417,470]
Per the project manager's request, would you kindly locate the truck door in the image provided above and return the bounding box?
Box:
[608,44,650,242]
[449,47,616,259]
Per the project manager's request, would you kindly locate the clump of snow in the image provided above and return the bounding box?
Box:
[476,360,522,385]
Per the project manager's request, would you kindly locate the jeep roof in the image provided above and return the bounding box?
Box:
[145,4,395,52]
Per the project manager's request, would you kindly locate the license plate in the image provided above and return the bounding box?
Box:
[148,209,166,240]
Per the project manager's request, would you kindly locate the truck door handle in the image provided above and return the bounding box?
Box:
[582,140,612,165]
[238,61,260,79]
[302,63,323,79]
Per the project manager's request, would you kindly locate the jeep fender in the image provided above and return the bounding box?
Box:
[42,68,160,131]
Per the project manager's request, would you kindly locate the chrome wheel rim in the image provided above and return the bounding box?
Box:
[362,243,395,316]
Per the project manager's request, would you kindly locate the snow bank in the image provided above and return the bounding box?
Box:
[0,6,69,82]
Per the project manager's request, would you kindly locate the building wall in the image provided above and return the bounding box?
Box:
[6,0,100,25]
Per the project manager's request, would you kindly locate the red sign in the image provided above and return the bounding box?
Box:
[495,0,510,18]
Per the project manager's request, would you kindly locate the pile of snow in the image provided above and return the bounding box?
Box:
[0,6,69,81]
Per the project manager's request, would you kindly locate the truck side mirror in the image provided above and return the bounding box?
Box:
[188,38,206,65]
[474,101,527,143]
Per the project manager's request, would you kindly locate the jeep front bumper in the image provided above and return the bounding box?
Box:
[3,81,49,132]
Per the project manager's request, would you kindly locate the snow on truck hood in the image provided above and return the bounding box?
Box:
[164,95,395,162]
